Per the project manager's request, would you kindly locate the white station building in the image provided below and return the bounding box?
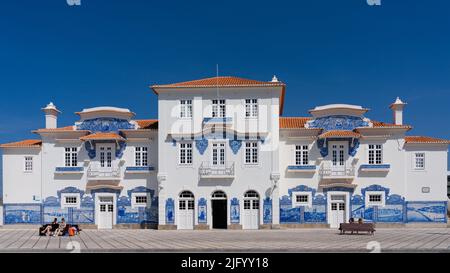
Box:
[1,76,449,230]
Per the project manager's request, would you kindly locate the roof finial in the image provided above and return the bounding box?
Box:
[271,75,279,82]
[394,97,404,104]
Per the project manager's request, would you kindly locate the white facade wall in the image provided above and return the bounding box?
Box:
[158,87,281,228]
[2,148,42,204]
[405,144,448,201]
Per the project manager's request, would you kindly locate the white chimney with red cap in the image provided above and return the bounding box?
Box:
[389,97,407,125]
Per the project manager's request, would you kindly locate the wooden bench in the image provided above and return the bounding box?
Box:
[339,223,375,235]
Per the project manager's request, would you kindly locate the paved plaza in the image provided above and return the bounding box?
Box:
[0,228,450,253]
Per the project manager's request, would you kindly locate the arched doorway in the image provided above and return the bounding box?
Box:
[211,190,227,229]
[178,191,194,230]
[243,190,260,230]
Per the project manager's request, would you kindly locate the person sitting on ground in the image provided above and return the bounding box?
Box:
[358,218,363,224]
[42,218,58,236]
[54,218,67,236]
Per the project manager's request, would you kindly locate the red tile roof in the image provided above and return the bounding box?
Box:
[405,136,450,144]
[0,139,42,148]
[34,126,76,133]
[371,121,411,129]
[319,130,361,139]
[279,117,312,129]
[151,76,286,115]
[135,119,158,130]
[80,133,125,141]
[152,76,285,88]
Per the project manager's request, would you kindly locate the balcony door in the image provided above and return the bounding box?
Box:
[212,142,226,167]
[330,142,347,175]
[97,144,115,171]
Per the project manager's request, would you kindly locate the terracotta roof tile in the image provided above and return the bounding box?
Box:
[80,133,125,141]
[319,130,361,139]
[279,117,312,129]
[405,136,450,144]
[152,76,285,88]
[134,119,158,130]
[152,76,286,115]
[34,126,76,133]
[371,121,411,129]
[0,139,42,148]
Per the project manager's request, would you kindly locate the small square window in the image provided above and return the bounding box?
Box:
[62,194,80,208]
[65,196,77,204]
[296,195,308,203]
[369,194,382,203]
[132,194,150,208]
[135,196,147,204]
[366,192,385,207]
[292,192,311,207]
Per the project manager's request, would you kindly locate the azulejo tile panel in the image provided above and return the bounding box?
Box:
[4,186,159,226]
[230,198,240,224]
[280,184,447,225]
[406,202,447,223]
[4,204,42,224]
[263,198,272,224]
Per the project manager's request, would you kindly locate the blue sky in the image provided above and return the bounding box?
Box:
[0,0,449,173]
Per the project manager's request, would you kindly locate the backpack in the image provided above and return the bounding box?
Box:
[69,227,76,236]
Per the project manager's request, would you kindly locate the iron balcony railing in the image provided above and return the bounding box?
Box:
[319,162,355,179]
[199,161,235,178]
[87,164,121,180]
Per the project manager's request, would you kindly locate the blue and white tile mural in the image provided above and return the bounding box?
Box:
[4,186,158,226]
[117,187,158,224]
[4,183,447,226]
[280,195,301,223]
[263,198,272,224]
[281,183,447,225]
[407,202,447,223]
[280,185,326,224]
[305,194,327,223]
[230,198,240,224]
[165,198,175,224]
[198,198,207,224]
[4,204,42,224]
[351,185,406,223]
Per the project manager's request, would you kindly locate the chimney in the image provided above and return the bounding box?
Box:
[389,97,407,125]
[42,102,61,129]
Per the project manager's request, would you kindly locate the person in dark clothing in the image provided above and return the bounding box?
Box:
[42,218,59,236]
